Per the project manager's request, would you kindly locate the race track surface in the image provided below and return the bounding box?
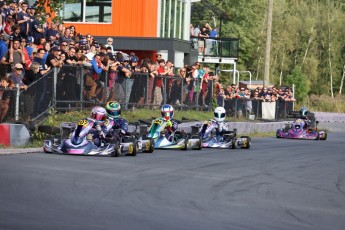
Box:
[1,132,345,230]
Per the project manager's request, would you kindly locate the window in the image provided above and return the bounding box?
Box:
[160,0,186,39]
[62,0,112,23]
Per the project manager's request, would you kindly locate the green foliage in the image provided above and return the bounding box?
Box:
[286,68,310,102]
[34,0,64,24]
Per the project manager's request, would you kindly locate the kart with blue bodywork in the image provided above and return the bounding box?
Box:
[145,117,202,150]
[43,118,154,156]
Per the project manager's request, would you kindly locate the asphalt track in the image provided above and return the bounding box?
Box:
[0,133,345,230]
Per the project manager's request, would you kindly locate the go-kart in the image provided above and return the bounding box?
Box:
[197,120,251,149]
[146,117,202,150]
[43,118,154,157]
[276,119,327,140]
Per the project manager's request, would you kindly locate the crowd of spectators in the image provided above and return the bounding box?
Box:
[215,82,296,107]
[0,1,295,123]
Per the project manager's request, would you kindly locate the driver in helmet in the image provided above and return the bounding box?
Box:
[161,104,178,141]
[199,106,228,141]
[299,106,312,130]
[88,106,108,146]
[105,101,129,138]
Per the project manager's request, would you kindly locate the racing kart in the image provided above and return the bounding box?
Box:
[197,120,251,149]
[276,119,327,140]
[43,118,154,157]
[146,117,202,150]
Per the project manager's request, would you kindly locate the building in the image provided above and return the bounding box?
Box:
[62,0,239,71]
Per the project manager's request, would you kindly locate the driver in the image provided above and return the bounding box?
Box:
[200,106,228,141]
[299,107,312,130]
[87,106,108,146]
[161,104,178,141]
[105,101,129,139]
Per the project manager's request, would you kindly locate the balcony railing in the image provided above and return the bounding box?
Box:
[190,37,239,59]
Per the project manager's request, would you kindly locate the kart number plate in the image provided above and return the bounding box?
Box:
[77,119,88,127]
[154,119,163,125]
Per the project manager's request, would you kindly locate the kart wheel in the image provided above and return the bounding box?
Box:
[196,137,202,150]
[181,138,189,151]
[319,132,327,140]
[112,142,121,157]
[131,141,138,156]
[276,131,282,138]
[240,136,251,149]
[145,138,155,153]
[231,138,238,149]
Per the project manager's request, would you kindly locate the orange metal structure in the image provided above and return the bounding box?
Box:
[63,0,158,38]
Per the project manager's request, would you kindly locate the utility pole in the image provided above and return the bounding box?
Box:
[264,0,273,87]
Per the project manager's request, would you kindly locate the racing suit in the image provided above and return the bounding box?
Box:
[104,117,129,142]
[86,118,108,147]
[164,119,178,142]
[200,119,228,141]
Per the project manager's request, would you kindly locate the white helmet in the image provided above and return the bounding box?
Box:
[214,107,226,122]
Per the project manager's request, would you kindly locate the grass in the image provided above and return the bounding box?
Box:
[3,94,345,149]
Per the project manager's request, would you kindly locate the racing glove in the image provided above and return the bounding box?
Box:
[96,125,105,138]
[166,120,172,128]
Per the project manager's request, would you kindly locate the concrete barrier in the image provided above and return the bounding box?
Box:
[0,123,30,147]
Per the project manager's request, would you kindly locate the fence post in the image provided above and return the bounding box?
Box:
[53,67,57,109]
[80,67,84,110]
[15,85,20,121]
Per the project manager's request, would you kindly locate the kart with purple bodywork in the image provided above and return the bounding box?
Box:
[276,119,327,140]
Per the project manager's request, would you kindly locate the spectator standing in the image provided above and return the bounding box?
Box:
[25,36,34,58]
[4,15,15,36]
[9,24,22,48]
[1,38,25,74]
[0,76,13,123]
[105,37,114,53]
[16,1,30,38]
[33,48,50,75]
[29,7,47,44]
[153,59,167,108]
[46,46,63,69]
[0,32,8,60]
[8,63,27,90]
[114,56,131,104]
[148,63,158,106]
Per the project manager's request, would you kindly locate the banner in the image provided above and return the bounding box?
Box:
[262,102,276,120]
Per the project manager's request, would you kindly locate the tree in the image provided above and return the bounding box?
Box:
[286,67,310,103]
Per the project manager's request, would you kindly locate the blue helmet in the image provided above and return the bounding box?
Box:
[130,56,139,63]
[161,104,174,120]
[300,107,309,118]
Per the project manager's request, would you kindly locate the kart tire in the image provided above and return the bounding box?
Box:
[181,138,189,151]
[240,136,251,149]
[112,142,121,157]
[276,131,282,138]
[231,138,238,149]
[145,138,155,153]
[319,132,327,140]
[196,137,202,150]
[131,141,138,156]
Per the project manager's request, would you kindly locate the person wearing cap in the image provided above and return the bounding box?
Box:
[46,46,63,68]
[8,63,28,90]
[104,37,114,53]
[113,55,131,103]
[29,6,47,45]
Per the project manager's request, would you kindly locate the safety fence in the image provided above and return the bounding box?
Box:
[1,65,294,123]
